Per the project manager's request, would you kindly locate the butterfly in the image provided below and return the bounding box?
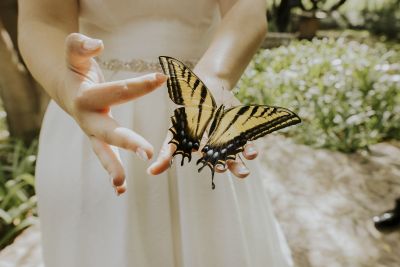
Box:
[159,56,301,189]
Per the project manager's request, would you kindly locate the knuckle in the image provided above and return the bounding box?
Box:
[65,33,81,46]
[79,121,91,135]
[118,138,133,150]
[116,82,128,100]
[74,91,88,108]
[67,32,81,41]
[100,130,112,144]
[66,33,83,54]
[103,161,114,175]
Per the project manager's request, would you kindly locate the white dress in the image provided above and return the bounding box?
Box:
[35,0,293,266]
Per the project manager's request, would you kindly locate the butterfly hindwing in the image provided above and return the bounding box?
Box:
[169,107,215,165]
[160,56,217,164]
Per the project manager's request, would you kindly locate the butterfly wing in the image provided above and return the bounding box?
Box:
[159,56,217,164]
[159,56,216,108]
[168,106,213,165]
[197,105,301,188]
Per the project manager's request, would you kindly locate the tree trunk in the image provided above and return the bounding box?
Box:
[0,0,48,142]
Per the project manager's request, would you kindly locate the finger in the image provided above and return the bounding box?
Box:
[215,164,227,173]
[147,132,176,175]
[90,136,126,190]
[76,73,167,109]
[227,156,250,179]
[85,113,154,160]
[242,142,258,160]
[65,33,104,71]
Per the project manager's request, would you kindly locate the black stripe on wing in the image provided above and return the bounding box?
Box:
[168,106,219,188]
[169,107,200,166]
[159,56,216,109]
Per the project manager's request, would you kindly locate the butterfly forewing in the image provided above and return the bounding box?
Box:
[159,56,216,109]
[160,56,217,165]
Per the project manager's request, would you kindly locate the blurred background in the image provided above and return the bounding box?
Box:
[0,0,399,266]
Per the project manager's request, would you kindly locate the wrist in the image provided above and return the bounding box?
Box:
[197,75,239,106]
[195,71,231,94]
[53,65,76,116]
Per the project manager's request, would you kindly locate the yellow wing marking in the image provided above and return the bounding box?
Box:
[208,105,301,146]
[159,56,216,109]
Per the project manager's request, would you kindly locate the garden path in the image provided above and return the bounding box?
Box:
[261,135,400,267]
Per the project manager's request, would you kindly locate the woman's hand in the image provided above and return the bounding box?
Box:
[59,33,167,195]
[147,79,258,179]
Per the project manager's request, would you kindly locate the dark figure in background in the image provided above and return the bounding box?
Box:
[274,0,348,32]
[275,0,304,32]
[373,198,400,233]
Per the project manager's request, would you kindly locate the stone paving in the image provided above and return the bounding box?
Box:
[261,136,400,267]
[1,135,399,266]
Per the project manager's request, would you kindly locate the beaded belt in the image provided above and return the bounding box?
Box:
[96,57,198,73]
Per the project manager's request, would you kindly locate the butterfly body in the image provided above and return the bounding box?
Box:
[159,56,301,189]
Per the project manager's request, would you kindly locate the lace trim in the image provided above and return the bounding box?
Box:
[96,57,197,73]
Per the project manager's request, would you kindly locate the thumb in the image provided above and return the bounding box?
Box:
[147,133,176,175]
[65,33,104,71]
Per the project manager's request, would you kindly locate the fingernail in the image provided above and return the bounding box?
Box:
[115,183,126,196]
[246,146,257,155]
[216,165,225,171]
[238,166,250,175]
[83,39,102,50]
[117,187,126,196]
[155,73,167,82]
[136,148,149,161]
[146,166,154,175]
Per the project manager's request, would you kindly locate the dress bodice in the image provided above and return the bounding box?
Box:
[79,0,221,61]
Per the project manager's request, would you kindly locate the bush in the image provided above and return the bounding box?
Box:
[236,38,400,152]
[0,139,38,249]
[341,0,400,40]
[361,0,400,40]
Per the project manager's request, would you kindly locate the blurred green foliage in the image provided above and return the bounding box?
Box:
[334,0,400,40]
[360,0,400,40]
[236,38,400,152]
[0,100,8,140]
[268,0,400,40]
[0,139,38,249]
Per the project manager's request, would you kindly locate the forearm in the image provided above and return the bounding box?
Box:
[18,0,78,107]
[194,0,267,91]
